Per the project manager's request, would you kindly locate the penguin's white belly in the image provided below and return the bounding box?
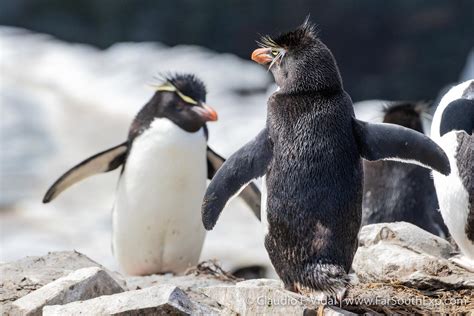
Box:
[113,118,207,275]
[433,131,473,259]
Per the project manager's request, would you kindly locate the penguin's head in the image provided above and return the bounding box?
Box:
[148,74,218,132]
[383,101,429,133]
[251,18,342,93]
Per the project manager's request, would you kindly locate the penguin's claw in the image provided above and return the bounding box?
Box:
[317,304,325,316]
[449,255,474,272]
[335,287,347,304]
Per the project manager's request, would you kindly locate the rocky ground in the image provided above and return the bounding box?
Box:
[1,222,473,315]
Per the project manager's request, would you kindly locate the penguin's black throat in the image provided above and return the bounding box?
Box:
[252,20,343,94]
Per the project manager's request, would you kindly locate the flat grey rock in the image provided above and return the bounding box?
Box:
[43,284,218,315]
[358,222,454,258]
[10,267,124,316]
[125,271,234,291]
[0,251,124,314]
[200,279,354,315]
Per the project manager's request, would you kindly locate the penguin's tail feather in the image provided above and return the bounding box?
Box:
[296,263,349,301]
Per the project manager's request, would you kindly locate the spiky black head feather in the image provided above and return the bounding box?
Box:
[256,19,342,93]
[259,19,319,51]
[164,73,207,102]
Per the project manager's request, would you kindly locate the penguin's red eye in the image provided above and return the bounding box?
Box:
[175,103,185,112]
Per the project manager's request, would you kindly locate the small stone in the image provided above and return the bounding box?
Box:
[9,267,124,316]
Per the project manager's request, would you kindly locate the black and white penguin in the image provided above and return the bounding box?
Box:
[43,73,261,276]
[362,101,449,237]
[201,21,450,299]
[431,79,474,271]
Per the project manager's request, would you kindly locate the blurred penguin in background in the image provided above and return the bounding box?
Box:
[43,73,261,276]
[362,101,449,237]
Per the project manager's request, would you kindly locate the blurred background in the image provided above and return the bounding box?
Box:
[0,0,473,276]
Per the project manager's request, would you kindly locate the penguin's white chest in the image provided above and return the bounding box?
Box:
[432,131,473,259]
[112,118,207,275]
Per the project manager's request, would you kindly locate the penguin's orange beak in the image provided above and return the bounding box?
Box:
[193,103,218,122]
[251,48,272,65]
[203,104,218,122]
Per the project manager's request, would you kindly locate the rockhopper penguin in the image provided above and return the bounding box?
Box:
[431,79,474,271]
[201,21,451,298]
[43,74,261,275]
[362,101,448,237]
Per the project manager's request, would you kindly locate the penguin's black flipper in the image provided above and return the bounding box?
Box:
[206,146,262,220]
[352,118,451,175]
[43,142,128,203]
[202,129,273,230]
[439,99,474,136]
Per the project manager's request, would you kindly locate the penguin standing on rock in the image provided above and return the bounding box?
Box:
[201,21,451,299]
[431,79,474,271]
[362,101,449,237]
[43,73,261,276]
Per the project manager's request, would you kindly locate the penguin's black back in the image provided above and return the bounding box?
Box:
[362,102,448,237]
[265,89,362,291]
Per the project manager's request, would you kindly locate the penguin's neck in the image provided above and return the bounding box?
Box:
[277,57,343,95]
[278,73,342,96]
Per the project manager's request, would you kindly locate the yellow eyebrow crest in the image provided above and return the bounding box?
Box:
[155,82,198,105]
[155,84,176,92]
[175,90,198,105]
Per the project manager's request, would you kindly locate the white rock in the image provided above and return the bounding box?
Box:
[10,267,124,316]
[43,284,216,315]
[0,251,125,314]
[358,222,454,258]
[201,279,354,315]
[236,278,283,288]
[353,222,474,289]
[125,271,234,291]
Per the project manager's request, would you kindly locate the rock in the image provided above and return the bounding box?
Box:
[353,222,474,289]
[236,278,283,288]
[43,284,222,315]
[343,282,473,314]
[10,267,124,316]
[125,271,234,291]
[324,306,357,316]
[201,278,354,315]
[358,222,454,258]
[0,251,125,314]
